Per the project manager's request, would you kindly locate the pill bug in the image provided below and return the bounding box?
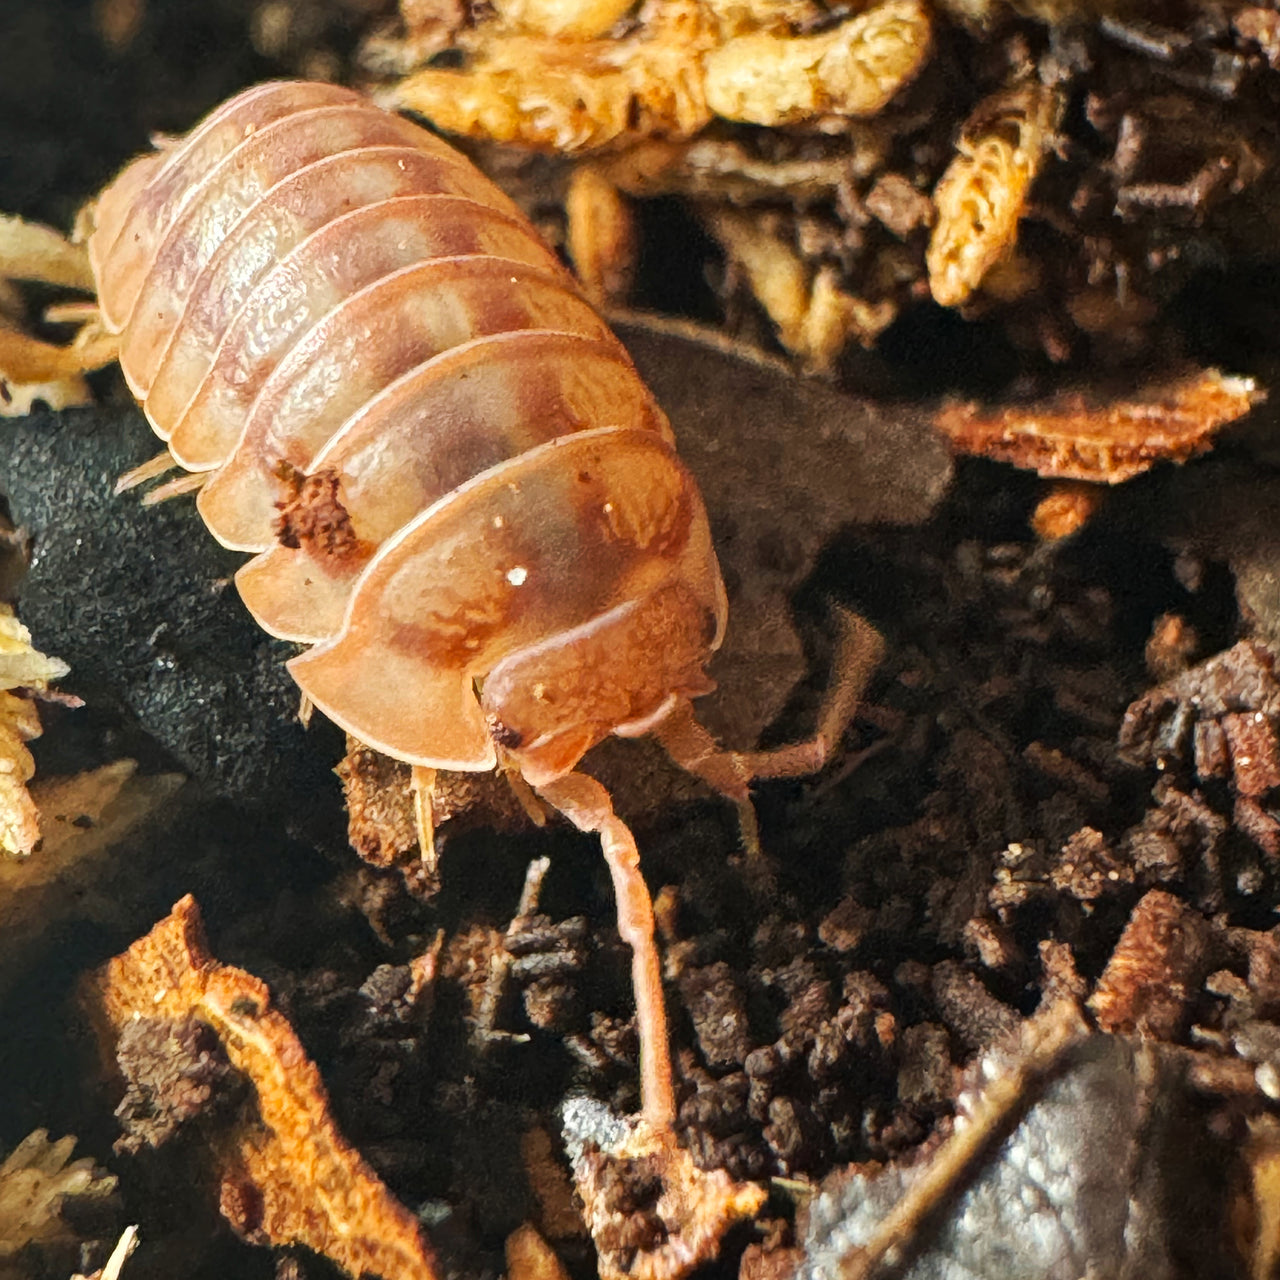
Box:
[86,81,873,1127]
[89,79,726,781]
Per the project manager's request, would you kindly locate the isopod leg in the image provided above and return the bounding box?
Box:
[535,771,675,1127]
[654,608,886,841]
[114,448,178,495]
[411,764,438,870]
[139,469,209,507]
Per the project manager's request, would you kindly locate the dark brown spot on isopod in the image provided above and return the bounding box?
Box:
[273,463,366,564]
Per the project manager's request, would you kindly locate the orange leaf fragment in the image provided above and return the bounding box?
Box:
[92,895,440,1280]
[935,368,1263,483]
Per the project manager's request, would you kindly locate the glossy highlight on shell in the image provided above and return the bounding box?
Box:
[87,80,727,780]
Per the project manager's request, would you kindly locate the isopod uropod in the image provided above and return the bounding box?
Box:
[87,81,874,1128]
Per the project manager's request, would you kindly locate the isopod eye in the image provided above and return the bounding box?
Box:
[486,714,524,750]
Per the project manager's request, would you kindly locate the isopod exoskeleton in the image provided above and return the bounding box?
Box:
[86,81,878,1129]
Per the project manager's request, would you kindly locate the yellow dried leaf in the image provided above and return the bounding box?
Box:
[706,208,810,352]
[927,84,1063,308]
[0,216,94,292]
[0,692,40,860]
[0,1131,115,1260]
[0,305,117,418]
[0,606,69,691]
[700,0,828,37]
[703,0,932,126]
[93,895,441,1280]
[0,607,70,859]
[390,0,717,151]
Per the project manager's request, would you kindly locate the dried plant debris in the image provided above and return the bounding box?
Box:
[0,1131,117,1279]
[358,0,1280,371]
[0,604,71,858]
[935,367,1263,483]
[384,0,930,150]
[1121,640,1280,798]
[91,894,441,1280]
[562,1096,766,1280]
[926,83,1064,310]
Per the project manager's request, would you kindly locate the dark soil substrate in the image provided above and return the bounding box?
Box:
[2,5,1278,1280]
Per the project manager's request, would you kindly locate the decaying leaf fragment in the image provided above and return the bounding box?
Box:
[935,367,1262,482]
[0,1131,116,1269]
[92,895,440,1280]
[794,1002,1229,1280]
[927,84,1063,309]
[562,1096,766,1280]
[0,604,70,859]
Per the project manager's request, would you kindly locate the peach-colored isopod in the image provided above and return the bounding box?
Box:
[88,82,873,1135]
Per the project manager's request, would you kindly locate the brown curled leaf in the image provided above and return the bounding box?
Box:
[91,895,440,1280]
[935,367,1263,483]
[927,84,1063,309]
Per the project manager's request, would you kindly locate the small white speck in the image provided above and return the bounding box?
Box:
[1240,756,1253,767]
[603,501,614,514]
[1258,1061,1280,1100]
[492,515,505,528]
[507,566,528,586]
[398,158,406,169]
